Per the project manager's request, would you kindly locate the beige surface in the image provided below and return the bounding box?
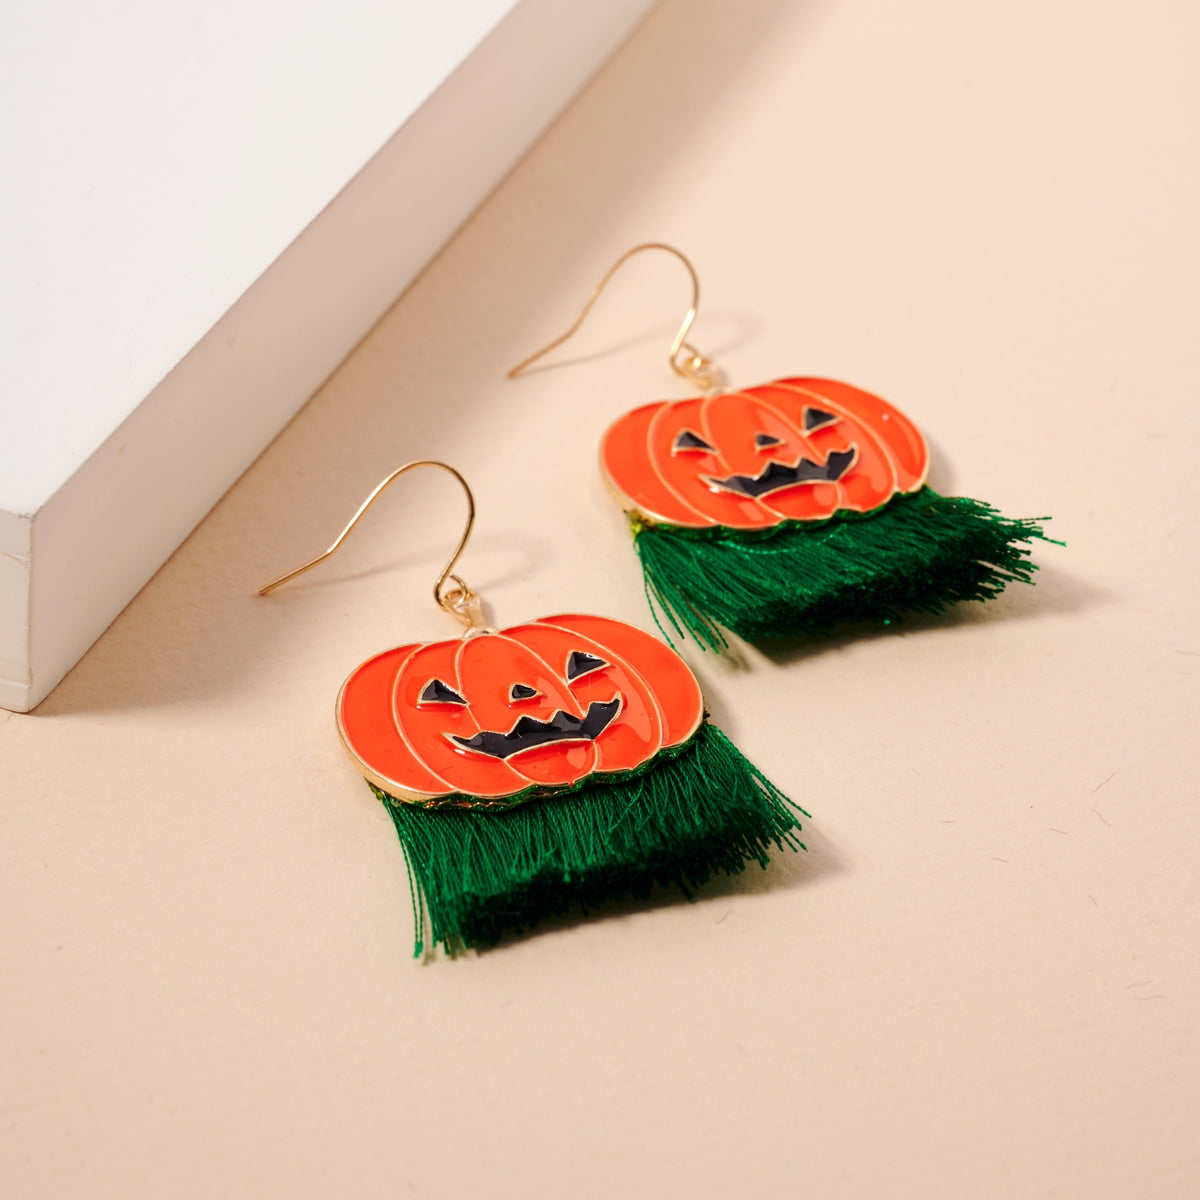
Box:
[4,1,1199,1196]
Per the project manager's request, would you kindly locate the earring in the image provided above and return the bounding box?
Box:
[260,461,804,957]
[509,244,1054,651]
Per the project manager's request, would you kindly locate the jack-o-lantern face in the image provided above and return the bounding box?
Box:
[600,377,929,529]
[336,613,704,806]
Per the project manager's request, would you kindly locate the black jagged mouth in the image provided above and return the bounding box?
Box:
[706,447,857,499]
[450,697,621,759]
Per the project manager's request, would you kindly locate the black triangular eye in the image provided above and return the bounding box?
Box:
[673,430,716,453]
[755,433,784,449]
[804,407,837,431]
[566,651,607,681]
[509,683,539,701]
[419,678,467,705]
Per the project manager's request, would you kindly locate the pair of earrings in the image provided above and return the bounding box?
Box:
[261,246,1050,958]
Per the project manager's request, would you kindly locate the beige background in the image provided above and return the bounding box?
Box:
[4,1,1199,1196]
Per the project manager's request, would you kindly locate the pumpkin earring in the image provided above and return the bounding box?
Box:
[509,244,1053,651]
[259,460,804,956]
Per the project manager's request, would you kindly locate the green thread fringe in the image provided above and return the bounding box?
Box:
[633,487,1055,651]
[376,721,806,957]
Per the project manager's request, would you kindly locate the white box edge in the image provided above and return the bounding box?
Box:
[3,0,658,712]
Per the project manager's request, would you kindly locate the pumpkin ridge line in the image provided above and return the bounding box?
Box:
[523,616,669,766]
[456,631,596,792]
[532,614,698,752]
[755,382,900,516]
[648,397,720,526]
[338,641,458,803]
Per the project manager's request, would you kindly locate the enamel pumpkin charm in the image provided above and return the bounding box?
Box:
[258,458,802,958]
[602,377,928,529]
[601,376,1052,650]
[338,613,703,806]
[339,611,803,954]
[259,459,805,958]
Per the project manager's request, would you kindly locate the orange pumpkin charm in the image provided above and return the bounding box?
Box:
[261,458,806,954]
[600,377,929,529]
[336,613,704,805]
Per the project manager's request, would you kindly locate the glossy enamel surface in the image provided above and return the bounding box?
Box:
[600,377,929,529]
[336,613,704,804]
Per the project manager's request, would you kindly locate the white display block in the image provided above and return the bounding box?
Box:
[0,0,656,712]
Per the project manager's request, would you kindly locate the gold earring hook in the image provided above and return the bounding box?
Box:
[258,460,490,630]
[507,243,724,392]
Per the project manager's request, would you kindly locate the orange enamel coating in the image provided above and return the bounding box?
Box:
[537,614,704,748]
[598,402,708,525]
[393,641,532,799]
[745,384,896,515]
[336,644,452,798]
[457,634,596,788]
[775,378,928,493]
[599,376,930,530]
[336,614,704,803]
[650,397,776,528]
[505,621,662,773]
[707,390,854,522]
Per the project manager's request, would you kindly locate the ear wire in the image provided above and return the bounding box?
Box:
[258,460,488,629]
[507,243,722,391]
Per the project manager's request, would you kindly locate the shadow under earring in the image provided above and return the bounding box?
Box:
[510,244,1054,652]
[260,461,804,957]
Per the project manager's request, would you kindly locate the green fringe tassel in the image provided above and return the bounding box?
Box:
[376,721,806,957]
[634,487,1055,651]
